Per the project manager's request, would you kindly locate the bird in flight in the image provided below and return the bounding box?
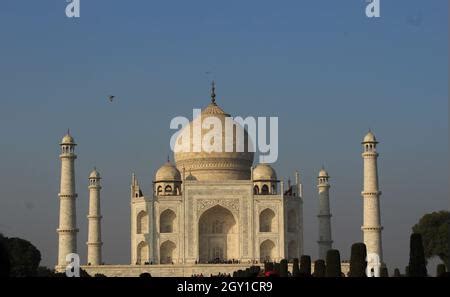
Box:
[108,95,115,102]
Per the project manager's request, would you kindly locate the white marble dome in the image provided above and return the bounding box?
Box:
[155,162,181,181]
[89,168,101,179]
[363,131,377,143]
[318,168,329,177]
[61,133,75,145]
[253,163,277,181]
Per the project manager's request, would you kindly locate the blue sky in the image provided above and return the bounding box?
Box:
[0,0,448,272]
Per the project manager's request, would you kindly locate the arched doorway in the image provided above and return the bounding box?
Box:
[137,211,148,234]
[137,241,149,264]
[259,208,276,232]
[260,239,275,262]
[160,209,176,233]
[160,240,176,264]
[198,205,238,263]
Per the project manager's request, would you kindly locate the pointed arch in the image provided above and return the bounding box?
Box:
[160,209,176,233]
[260,239,276,262]
[137,241,149,264]
[160,240,176,264]
[198,205,238,263]
[259,208,276,232]
[137,210,148,234]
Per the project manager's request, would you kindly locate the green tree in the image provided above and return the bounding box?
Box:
[0,234,11,277]
[325,250,341,277]
[349,243,367,277]
[412,211,449,268]
[393,268,401,277]
[4,237,41,277]
[36,266,55,277]
[408,233,427,277]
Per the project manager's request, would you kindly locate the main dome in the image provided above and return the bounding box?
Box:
[173,89,254,181]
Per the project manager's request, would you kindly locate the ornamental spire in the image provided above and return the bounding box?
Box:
[210,80,216,104]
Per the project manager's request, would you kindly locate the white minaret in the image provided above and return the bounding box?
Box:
[57,132,79,268]
[87,168,102,265]
[361,131,383,262]
[317,167,333,260]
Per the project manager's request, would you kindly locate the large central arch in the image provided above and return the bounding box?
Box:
[198,205,238,263]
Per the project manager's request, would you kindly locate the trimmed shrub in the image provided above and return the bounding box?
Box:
[299,255,311,277]
[274,263,281,276]
[349,243,367,277]
[393,268,401,277]
[436,264,446,277]
[325,249,341,277]
[380,267,389,277]
[292,258,300,277]
[313,259,326,277]
[280,259,288,277]
[250,265,260,277]
[408,233,427,277]
[265,262,274,273]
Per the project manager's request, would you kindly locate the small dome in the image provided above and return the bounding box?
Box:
[89,168,101,179]
[363,131,377,143]
[61,133,75,145]
[185,172,197,181]
[318,168,329,178]
[155,162,181,181]
[253,164,277,181]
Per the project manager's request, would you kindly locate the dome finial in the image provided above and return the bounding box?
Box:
[210,80,216,104]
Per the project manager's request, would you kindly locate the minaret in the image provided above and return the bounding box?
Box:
[87,168,102,265]
[361,131,383,262]
[295,171,302,197]
[317,167,333,260]
[57,131,79,268]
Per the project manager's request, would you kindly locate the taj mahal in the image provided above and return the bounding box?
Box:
[55,84,384,276]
